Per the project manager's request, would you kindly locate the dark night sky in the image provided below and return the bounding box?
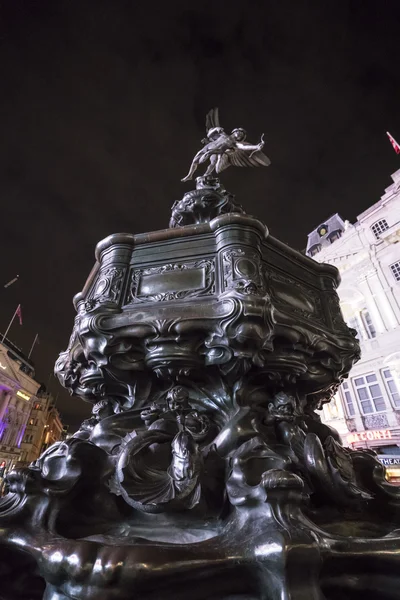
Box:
[1,0,400,429]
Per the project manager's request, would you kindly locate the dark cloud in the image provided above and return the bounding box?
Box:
[0,0,400,428]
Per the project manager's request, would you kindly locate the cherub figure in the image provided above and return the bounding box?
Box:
[181,108,271,182]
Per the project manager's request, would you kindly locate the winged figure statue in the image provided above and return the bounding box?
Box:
[181,108,271,182]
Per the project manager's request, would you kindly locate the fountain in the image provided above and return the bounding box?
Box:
[1,110,399,600]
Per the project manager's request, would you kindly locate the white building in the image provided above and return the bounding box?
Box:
[0,339,41,474]
[306,169,400,472]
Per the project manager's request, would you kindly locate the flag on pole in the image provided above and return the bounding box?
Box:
[2,304,23,344]
[15,305,22,326]
[387,132,400,155]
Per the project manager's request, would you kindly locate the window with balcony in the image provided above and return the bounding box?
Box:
[390,261,400,282]
[353,374,386,414]
[382,369,400,409]
[342,381,356,416]
[371,219,389,239]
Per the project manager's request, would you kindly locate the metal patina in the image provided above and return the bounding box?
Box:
[1,109,399,600]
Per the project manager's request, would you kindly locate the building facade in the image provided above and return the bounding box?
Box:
[0,340,41,474]
[19,389,52,465]
[0,339,65,475]
[41,405,64,452]
[306,168,400,475]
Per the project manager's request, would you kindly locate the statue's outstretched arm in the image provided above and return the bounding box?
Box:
[236,142,260,152]
[237,134,265,153]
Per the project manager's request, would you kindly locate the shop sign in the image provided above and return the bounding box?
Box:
[347,429,392,444]
[377,455,400,467]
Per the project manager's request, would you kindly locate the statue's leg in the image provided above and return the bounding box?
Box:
[181,159,200,182]
[204,154,218,177]
[181,149,208,181]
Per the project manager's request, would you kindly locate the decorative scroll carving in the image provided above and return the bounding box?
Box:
[127,259,216,303]
[89,267,125,306]
[325,291,350,332]
[170,176,245,228]
[222,248,266,295]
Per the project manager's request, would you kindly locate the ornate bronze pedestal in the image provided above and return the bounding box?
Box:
[2,114,400,599]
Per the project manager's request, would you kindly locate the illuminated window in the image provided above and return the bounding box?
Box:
[353,374,386,414]
[390,262,400,282]
[361,310,376,339]
[382,369,400,409]
[342,381,355,416]
[371,219,389,239]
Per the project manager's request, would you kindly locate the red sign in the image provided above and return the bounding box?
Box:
[347,429,392,444]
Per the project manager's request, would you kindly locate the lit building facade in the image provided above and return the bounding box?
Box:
[19,389,53,465]
[42,405,64,452]
[0,340,40,473]
[306,169,400,471]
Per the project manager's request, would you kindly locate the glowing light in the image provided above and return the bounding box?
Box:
[385,467,400,477]
[16,390,30,401]
[68,554,80,566]
[255,542,282,557]
[17,424,26,448]
[0,362,6,370]
[50,551,63,563]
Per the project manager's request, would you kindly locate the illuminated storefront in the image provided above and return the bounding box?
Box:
[346,429,393,445]
[346,429,400,484]
[377,455,400,484]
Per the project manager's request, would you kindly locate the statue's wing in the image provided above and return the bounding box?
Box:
[205,108,220,132]
[216,145,271,173]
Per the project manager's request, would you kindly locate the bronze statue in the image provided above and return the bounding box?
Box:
[181,108,271,181]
